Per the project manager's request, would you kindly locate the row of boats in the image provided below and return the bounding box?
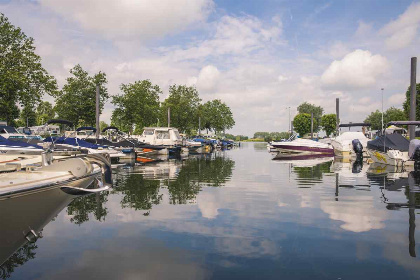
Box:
[268,121,420,169]
[0,119,238,199]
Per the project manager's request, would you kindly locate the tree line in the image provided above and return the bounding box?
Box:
[292,102,337,137]
[0,13,235,135]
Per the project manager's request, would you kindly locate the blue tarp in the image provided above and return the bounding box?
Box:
[44,136,105,149]
[0,135,43,149]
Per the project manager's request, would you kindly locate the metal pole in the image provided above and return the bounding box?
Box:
[410,57,417,140]
[168,107,171,128]
[381,88,384,132]
[96,84,100,138]
[336,98,339,136]
[310,113,314,140]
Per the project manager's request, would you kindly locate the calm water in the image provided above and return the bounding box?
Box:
[1,142,420,279]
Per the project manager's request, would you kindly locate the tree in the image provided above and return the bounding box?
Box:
[99,121,109,132]
[111,80,161,133]
[253,132,270,139]
[17,106,37,127]
[201,99,235,134]
[364,110,382,130]
[0,13,57,126]
[293,113,317,136]
[36,101,55,125]
[365,107,407,130]
[321,114,336,137]
[160,85,201,133]
[403,83,420,120]
[297,102,323,132]
[385,107,406,124]
[54,64,108,127]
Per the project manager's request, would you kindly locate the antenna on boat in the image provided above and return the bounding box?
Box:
[96,84,100,138]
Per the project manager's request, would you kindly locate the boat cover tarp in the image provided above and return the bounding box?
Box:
[409,139,420,158]
[44,136,104,149]
[0,135,43,149]
[367,134,409,152]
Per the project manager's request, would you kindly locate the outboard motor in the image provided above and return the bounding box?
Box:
[352,139,363,158]
[409,139,420,171]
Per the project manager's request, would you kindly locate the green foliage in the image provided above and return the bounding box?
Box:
[67,192,108,225]
[253,131,290,141]
[254,132,270,139]
[403,83,420,120]
[364,110,382,130]
[99,121,109,132]
[201,99,235,134]
[16,106,37,127]
[225,133,248,141]
[293,113,317,136]
[54,64,108,127]
[364,107,407,130]
[160,85,201,133]
[297,102,323,132]
[0,242,37,279]
[321,114,336,137]
[0,13,57,126]
[111,80,161,133]
[36,101,55,125]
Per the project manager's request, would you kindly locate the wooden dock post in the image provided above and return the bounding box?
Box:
[336,98,339,136]
[409,57,417,140]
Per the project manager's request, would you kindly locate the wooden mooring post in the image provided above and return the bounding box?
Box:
[409,57,417,140]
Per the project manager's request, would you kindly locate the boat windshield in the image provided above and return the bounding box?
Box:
[174,130,181,140]
[144,129,154,136]
[156,131,170,139]
[0,126,19,134]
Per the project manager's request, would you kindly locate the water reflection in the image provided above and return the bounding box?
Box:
[2,144,420,279]
[0,188,79,278]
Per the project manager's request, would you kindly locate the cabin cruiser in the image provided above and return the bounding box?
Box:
[331,123,370,158]
[366,121,420,168]
[134,127,183,155]
[84,126,167,157]
[271,133,334,158]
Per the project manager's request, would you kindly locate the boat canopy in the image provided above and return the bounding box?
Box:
[102,126,119,133]
[76,126,96,132]
[47,119,74,127]
[44,136,104,149]
[0,135,43,149]
[367,134,409,152]
[339,123,371,127]
[387,121,420,126]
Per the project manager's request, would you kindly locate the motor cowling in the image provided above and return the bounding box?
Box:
[409,139,420,171]
[352,139,363,156]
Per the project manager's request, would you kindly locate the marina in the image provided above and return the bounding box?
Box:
[1,1,420,279]
[1,143,419,279]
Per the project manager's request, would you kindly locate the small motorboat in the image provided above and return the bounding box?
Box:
[366,121,420,168]
[271,133,334,157]
[331,123,371,158]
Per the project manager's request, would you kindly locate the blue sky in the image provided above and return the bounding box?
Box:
[1,0,419,135]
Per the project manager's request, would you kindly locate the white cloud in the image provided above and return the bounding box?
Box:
[328,41,349,59]
[380,2,420,50]
[354,21,373,38]
[388,93,406,107]
[321,49,389,91]
[39,0,214,40]
[196,65,220,92]
[278,75,289,82]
